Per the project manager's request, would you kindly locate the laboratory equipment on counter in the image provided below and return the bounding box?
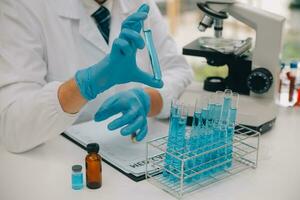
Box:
[277,61,299,107]
[295,88,300,106]
[287,62,298,102]
[180,0,285,133]
[146,91,260,199]
[86,143,102,189]
[290,0,300,9]
[143,18,162,81]
[278,63,285,95]
[71,165,84,190]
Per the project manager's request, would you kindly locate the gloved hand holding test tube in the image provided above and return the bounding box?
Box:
[92,4,163,144]
[131,6,163,143]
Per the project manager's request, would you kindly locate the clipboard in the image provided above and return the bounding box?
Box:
[62,118,169,182]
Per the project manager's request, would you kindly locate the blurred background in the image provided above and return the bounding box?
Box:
[156,0,299,59]
[156,0,300,106]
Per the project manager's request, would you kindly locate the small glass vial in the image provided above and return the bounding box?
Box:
[71,165,83,190]
[287,62,298,103]
[295,88,300,107]
[86,143,102,189]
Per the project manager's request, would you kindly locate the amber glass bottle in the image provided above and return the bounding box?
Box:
[85,143,102,189]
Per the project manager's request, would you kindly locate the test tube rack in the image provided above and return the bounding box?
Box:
[145,124,260,199]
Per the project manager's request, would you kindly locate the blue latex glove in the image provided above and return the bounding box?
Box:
[75,4,163,101]
[94,88,150,142]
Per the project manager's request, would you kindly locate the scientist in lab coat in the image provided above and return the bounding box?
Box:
[0,0,192,153]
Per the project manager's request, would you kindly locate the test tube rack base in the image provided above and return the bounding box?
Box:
[146,124,260,199]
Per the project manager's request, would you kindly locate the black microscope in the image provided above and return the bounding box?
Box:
[181,0,285,133]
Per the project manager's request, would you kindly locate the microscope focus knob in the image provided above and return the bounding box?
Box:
[247,68,273,94]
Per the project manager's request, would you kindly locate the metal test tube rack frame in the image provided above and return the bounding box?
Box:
[145,124,260,199]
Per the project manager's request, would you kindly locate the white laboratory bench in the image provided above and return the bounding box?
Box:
[1,100,300,200]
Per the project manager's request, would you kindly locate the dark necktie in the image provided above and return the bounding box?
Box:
[91,6,111,44]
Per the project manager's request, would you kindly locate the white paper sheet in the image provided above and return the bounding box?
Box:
[64,117,169,176]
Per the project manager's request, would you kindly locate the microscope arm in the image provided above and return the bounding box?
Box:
[203,1,285,98]
[227,3,285,98]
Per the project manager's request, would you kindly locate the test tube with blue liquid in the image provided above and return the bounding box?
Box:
[218,90,232,170]
[221,89,233,127]
[226,92,239,168]
[213,91,223,127]
[162,90,240,185]
[204,96,215,173]
[185,133,196,183]
[197,108,209,180]
[163,100,180,179]
[185,99,206,183]
[228,93,238,126]
[196,99,211,180]
[204,96,222,175]
[164,100,188,182]
[211,92,224,173]
[172,104,187,182]
[201,106,215,177]
[142,19,162,80]
[213,91,224,155]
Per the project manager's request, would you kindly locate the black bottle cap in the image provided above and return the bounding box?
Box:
[72,165,82,172]
[87,143,99,154]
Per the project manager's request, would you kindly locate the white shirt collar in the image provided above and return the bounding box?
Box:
[82,0,113,16]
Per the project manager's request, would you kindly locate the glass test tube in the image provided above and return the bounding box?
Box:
[192,98,207,133]
[185,100,202,183]
[174,105,187,181]
[226,93,239,169]
[208,93,221,173]
[207,94,216,172]
[229,93,239,126]
[143,19,162,80]
[211,91,223,127]
[212,92,225,172]
[169,100,180,138]
[178,105,188,128]
[221,89,233,127]
[193,99,208,181]
[163,100,180,179]
[226,92,239,148]
[207,96,216,129]
[176,105,187,156]
[197,103,213,177]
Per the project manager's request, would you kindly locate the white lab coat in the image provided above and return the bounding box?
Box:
[0,0,192,153]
